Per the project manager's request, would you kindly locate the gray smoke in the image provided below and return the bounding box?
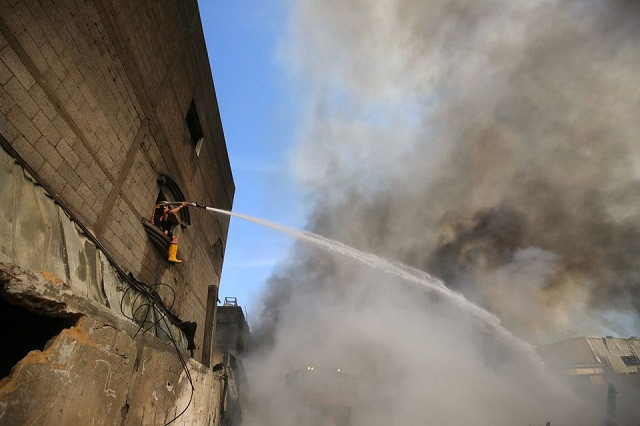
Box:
[278,0,640,343]
[243,0,640,424]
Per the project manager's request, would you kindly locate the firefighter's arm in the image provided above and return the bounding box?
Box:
[168,201,189,215]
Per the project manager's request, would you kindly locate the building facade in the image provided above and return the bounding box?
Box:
[0,0,234,423]
[538,337,640,426]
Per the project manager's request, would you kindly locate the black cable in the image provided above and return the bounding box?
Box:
[161,313,195,426]
[3,125,197,425]
[120,280,195,425]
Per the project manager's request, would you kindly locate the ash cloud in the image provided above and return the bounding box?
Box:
[243,0,640,424]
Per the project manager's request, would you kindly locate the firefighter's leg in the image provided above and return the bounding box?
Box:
[167,234,182,263]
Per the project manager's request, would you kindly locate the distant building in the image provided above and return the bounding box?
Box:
[538,337,640,426]
[213,297,252,426]
[0,0,234,423]
[215,297,252,358]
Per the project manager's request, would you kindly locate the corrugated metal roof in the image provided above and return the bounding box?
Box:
[586,337,640,374]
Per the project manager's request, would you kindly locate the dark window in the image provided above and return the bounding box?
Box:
[621,355,640,366]
[186,100,204,157]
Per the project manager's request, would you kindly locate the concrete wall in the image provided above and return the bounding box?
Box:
[0,0,233,360]
[0,0,236,423]
[0,263,225,425]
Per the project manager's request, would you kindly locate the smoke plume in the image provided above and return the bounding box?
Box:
[243,0,640,424]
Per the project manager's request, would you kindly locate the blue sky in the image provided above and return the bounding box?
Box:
[197,1,304,315]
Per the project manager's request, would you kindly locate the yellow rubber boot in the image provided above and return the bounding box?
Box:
[168,243,182,263]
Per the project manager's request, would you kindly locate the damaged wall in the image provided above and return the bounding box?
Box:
[0,0,234,359]
[0,146,188,350]
[0,0,236,423]
[0,264,224,425]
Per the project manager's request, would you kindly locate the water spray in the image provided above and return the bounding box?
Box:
[160,200,536,358]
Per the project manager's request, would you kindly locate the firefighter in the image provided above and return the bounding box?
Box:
[151,201,189,263]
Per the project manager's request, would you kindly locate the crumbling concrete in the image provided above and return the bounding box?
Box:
[0,264,225,425]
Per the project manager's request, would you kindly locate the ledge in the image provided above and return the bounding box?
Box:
[142,219,171,255]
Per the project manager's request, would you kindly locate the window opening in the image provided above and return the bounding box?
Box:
[0,297,79,378]
[621,355,640,366]
[186,100,204,157]
[148,175,190,264]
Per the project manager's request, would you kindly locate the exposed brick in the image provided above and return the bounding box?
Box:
[4,76,39,118]
[34,136,63,168]
[7,106,41,143]
[0,45,34,89]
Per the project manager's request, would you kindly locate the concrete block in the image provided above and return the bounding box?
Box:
[0,45,34,90]
[0,84,13,115]
[55,137,80,168]
[13,1,44,41]
[0,111,19,142]
[32,110,62,145]
[59,159,82,189]
[0,54,12,84]
[76,181,92,203]
[89,163,107,185]
[28,83,56,119]
[61,183,83,210]
[12,135,45,169]
[53,79,70,105]
[24,0,49,47]
[34,136,63,169]
[51,114,75,146]
[38,161,65,194]
[48,32,66,57]
[40,42,67,81]
[4,76,38,118]
[0,4,26,37]
[17,30,48,73]
[7,106,41,143]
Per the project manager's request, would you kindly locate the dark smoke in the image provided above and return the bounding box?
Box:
[243,0,640,424]
[270,0,640,344]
